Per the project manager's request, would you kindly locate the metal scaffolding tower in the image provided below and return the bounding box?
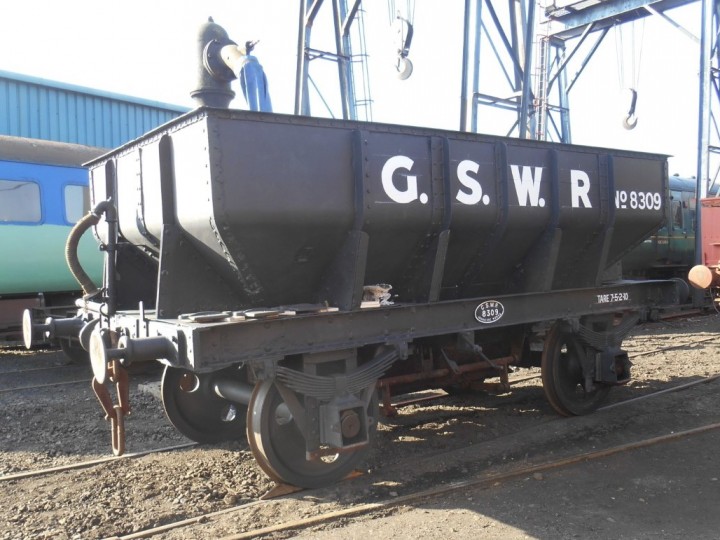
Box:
[459,0,538,138]
[295,0,373,120]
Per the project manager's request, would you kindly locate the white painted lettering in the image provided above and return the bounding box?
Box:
[381,155,418,204]
[510,165,544,207]
[570,170,592,208]
[456,160,483,205]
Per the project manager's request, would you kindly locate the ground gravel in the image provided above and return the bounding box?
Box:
[1,313,719,539]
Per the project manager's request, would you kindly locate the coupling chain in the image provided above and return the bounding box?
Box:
[91,359,130,456]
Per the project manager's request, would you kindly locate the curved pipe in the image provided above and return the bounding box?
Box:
[66,212,101,297]
[65,200,116,299]
[191,18,236,108]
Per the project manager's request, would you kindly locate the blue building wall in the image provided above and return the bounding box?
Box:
[0,70,189,148]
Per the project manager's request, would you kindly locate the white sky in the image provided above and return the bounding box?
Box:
[0,1,703,176]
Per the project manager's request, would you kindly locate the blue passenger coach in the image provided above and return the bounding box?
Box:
[0,135,104,345]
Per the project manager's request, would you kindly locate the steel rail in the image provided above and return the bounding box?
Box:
[628,334,719,358]
[0,378,89,394]
[106,500,265,540]
[599,373,720,411]
[0,364,86,376]
[0,442,198,482]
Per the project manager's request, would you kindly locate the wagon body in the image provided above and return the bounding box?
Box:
[88,107,669,318]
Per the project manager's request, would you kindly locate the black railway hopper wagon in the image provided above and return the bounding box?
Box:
[25,107,685,488]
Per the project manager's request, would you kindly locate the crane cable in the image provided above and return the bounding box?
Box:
[387,0,414,24]
[615,19,646,130]
[387,0,416,79]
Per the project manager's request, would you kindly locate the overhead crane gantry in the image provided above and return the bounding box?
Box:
[459,1,713,147]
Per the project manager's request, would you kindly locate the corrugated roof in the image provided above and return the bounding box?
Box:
[0,70,190,148]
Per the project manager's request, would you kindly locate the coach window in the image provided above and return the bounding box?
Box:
[0,179,41,223]
[64,184,90,223]
[670,190,682,229]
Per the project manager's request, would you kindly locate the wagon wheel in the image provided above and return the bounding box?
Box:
[247,379,378,488]
[161,366,247,444]
[541,322,610,416]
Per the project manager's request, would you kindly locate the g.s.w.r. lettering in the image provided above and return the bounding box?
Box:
[379,155,662,212]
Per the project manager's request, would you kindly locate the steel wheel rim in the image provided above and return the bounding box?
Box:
[542,323,610,416]
[161,366,247,444]
[247,379,375,488]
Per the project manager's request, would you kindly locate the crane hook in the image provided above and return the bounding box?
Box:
[394,15,414,80]
[396,56,413,80]
[623,88,638,130]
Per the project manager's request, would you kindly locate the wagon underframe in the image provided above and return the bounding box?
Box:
[103,278,682,373]
[63,277,683,487]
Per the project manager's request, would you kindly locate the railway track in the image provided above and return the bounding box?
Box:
[0,354,159,394]
[103,374,720,540]
[221,422,720,540]
[0,348,89,394]
[2,367,712,539]
[0,442,198,482]
[0,365,89,394]
[624,334,719,357]
[0,364,81,376]
[2,367,715,485]
[0,378,89,394]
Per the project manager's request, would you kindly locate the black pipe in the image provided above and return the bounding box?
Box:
[65,200,117,311]
[213,378,254,405]
[191,17,236,108]
[65,208,101,297]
